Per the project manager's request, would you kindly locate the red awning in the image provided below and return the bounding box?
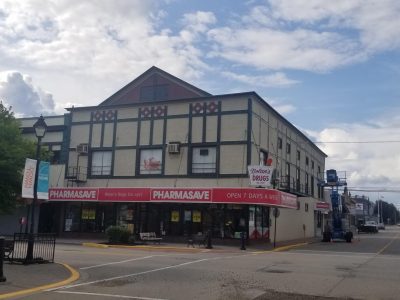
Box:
[49,187,297,209]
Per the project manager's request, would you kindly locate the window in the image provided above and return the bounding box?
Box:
[306,156,309,166]
[305,173,309,193]
[305,203,309,212]
[297,150,300,160]
[259,150,268,166]
[91,151,112,175]
[311,160,314,169]
[286,143,291,154]
[140,149,163,174]
[318,165,321,175]
[278,137,283,149]
[192,146,216,173]
[140,85,169,102]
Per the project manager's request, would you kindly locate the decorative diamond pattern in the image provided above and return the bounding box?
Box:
[207,102,218,113]
[105,110,115,121]
[192,102,204,115]
[140,107,151,118]
[94,111,103,121]
[154,106,165,117]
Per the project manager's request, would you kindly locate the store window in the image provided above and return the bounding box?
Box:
[192,146,216,174]
[91,151,112,175]
[140,148,163,175]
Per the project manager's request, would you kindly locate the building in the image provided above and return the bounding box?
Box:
[19,66,328,243]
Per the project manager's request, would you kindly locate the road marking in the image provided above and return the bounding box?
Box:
[80,255,167,270]
[48,258,213,291]
[56,291,168,300]
[377,232,400,254]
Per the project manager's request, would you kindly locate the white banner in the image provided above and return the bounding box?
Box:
[248,165,274,187]
[355,203,364,210]
[22,158,37,199]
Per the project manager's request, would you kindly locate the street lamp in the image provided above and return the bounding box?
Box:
[26,115,47,262]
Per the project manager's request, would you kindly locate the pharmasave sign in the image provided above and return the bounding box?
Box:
[49,187,297,209]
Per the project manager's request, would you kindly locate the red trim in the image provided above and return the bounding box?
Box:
[49,187,297,209]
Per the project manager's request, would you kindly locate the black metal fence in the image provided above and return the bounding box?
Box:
[9,233,56,264]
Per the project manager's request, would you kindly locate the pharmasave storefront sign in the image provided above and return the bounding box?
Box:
[49,187,297,209]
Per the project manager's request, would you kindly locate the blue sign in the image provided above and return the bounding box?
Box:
[37,161,49,200]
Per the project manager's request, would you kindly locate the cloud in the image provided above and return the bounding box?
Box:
[0,71,56,117]
[305,114,400,190]
[207,0,400,72]
[222,71,299,87]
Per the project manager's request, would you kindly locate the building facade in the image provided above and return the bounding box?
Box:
[20,67,327,243]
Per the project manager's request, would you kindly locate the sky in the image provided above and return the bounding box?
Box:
[1,0,400,208]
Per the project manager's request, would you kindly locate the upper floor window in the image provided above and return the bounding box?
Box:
[306,156,309,166]
[140,85,169,102]
[278,137,283,149]
[297,150,300,160]
[91,151,112,176]
[286,143,291,154]
[140,149,163,175]
[311,160,314,169]
[260,150,268,166]
[192,146,216,174]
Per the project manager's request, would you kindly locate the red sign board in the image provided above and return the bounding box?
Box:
[48,187,297,209]
[316,201,330,210]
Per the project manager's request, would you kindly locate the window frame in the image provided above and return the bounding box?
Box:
[90,150,112,176]
[190,145,217,175]
[138,148,163,175]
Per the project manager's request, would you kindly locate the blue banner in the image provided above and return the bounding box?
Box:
[37,161,49,200]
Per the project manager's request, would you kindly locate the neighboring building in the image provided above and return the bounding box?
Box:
[351,195,374,225]
[18,66,327,243]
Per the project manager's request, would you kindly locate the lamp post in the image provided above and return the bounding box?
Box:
[25,115,47,262]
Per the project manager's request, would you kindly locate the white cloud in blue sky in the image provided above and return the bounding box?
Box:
[1,0,400,203]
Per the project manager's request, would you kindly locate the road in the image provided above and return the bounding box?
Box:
[25,226,400,300]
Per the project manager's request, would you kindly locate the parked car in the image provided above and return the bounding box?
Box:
[378,222,385,230]
[358,221,378,233]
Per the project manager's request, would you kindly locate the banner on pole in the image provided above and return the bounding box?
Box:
[22,158,37,199]
[37,161,49,200]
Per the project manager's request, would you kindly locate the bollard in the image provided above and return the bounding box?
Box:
[205,230,213,249]
[240,231,246,250]
[0,237,6,282]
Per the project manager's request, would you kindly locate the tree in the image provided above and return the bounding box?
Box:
[0,102,34,213]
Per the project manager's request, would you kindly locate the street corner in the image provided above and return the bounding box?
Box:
[0,262,79,299]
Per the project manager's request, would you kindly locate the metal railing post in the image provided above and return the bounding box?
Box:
[0,237,6,282]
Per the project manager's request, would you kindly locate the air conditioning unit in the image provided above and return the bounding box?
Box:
[76,143,89,155]
[168,143,180,154]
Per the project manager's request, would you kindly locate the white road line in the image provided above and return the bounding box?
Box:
[47,258,212,291]
[80,255,166,270]
[56,291,168,300]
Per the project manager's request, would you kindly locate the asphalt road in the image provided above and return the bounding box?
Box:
[24,226,400,300]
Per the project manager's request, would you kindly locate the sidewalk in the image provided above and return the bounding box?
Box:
[0,237,317,299]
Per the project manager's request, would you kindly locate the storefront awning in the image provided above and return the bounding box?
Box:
[49,187,298,209]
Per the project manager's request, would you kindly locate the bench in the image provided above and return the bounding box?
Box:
[139,232,162,244]
[187,233,207,248]
[3,239,14,260]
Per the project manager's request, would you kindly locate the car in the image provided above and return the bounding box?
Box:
[358,221,379,233]
[378,222,385,230]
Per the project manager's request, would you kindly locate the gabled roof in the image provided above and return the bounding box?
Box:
[98,66,211,106]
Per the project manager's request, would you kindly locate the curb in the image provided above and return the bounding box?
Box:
[0,263,80,300]
[82,241,309,253]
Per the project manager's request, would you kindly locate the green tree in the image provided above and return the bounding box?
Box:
[0,102,34,213]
